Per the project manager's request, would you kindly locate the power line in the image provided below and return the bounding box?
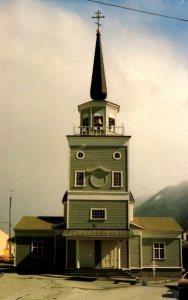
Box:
[87,0,188,22]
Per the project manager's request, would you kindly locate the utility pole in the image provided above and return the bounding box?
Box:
[9,190,14,256]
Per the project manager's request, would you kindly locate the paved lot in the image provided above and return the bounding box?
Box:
[0,272,178,300]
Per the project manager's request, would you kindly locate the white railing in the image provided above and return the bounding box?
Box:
[73,125,125,136]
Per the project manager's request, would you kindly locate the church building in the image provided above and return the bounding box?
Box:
[14,11,183,277]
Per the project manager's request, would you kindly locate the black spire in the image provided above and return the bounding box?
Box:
[90,11,107,101]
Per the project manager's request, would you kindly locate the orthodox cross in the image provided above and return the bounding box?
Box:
[92,10,105,32]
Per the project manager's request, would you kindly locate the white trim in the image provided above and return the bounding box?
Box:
[76,240,80,269]
[140,235,143,268]
[67,136,130,147]
[31,240,43,258]
[68,190,129,196]
[74,171,85,187]
[153,242,166,260]
[112,171,123,187]
[117,240,121,269]
[76,151,85,159]
[90,208,107,220]
[113,151,121,160]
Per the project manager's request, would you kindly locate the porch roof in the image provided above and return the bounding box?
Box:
[63,229,132,238]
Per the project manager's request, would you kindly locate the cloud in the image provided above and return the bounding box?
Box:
[0,0,188,229]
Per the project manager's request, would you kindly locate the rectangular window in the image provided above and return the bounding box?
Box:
[112,171,123,187]
[31,241,43,258]
[153,242,165,259]
[90,209,106,220]
[75,171,85,187]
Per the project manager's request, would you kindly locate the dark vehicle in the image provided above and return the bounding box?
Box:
[178,272,188,300]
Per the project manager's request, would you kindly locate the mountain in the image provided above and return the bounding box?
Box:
[134,181,188,230]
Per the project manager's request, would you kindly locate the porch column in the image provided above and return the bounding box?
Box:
[117,240,121,269]
[76,239,80,269]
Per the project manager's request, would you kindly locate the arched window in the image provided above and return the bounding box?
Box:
[82,113,89,127]
[109,113,115,130]
[94,112,103,128]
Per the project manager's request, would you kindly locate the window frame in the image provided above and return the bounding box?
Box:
[113,151,122,160]
[90,208,107,220]
[75,171,85,187]
[31,241,43,259]
[112,171,123,187]
[153,242,166,260]
[76,151,85,160]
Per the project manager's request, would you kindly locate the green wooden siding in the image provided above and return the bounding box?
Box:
[142,238,181,267]
[130,236,141,268]
[69,146,128,192]
[69,200,128,229]
[15,236,54,267]
[121,240,128,268]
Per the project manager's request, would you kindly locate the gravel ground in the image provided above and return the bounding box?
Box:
[0,272,178,300]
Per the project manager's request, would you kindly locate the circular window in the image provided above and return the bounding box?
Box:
[90,171,107,188]
[76,151,85,159]
[113,151,121,160]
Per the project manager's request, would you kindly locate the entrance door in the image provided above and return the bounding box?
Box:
[101,240,118,268]
[79,240,94,267]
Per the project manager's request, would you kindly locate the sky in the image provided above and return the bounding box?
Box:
[1,0,188,232]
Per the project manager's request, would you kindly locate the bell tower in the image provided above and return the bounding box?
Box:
[64,11,133,270]
[75,11,123,137]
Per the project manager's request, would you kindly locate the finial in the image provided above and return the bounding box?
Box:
[92,10,105,32]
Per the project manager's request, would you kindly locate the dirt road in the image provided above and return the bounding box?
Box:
[0,273,176,300]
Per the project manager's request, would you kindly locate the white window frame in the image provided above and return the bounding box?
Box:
[112,171,123,187]
[113,151,122,160]
[90,208,107,220]
[75,171,85,187]
[76,151,85,160]
[31,241,43,258]
[153,242,165,260]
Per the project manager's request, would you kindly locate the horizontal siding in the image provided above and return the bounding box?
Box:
[130,236,140,268]
[15,237,54,267]
[69,146,128,192]
[121,240,128,268]
[16,238,30,266]
[69,200,128,229]
[142,238,181,267]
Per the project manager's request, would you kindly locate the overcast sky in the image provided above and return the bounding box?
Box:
[1,0,188,231]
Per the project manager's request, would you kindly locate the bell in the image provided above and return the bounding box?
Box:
[96,117,102,125]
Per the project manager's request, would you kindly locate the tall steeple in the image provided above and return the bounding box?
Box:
[90,11,107,101]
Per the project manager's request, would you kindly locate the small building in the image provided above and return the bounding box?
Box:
[14,216,65,270]
[0,229,9,257]
[14,11,183,277]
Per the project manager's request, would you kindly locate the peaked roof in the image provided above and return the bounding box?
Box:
[14,216,65,231]
[90,31,107,101]
[132,217,182,232]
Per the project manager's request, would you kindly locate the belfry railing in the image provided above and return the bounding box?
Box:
[73,125,125,136]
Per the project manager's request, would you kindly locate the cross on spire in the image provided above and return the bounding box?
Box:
[92,10,105,32]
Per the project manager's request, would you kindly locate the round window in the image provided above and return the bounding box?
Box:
[113,151,121,160]
[76,151,85,159]
[90,171,107,188]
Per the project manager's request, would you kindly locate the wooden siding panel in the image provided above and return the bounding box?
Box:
[130,236,140,268]
[142,238,181,267]
[15,237,54,267]
[69,146,128,192]
[16,238,30,266]
[121,240,128,268]
[69,200,128,229]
